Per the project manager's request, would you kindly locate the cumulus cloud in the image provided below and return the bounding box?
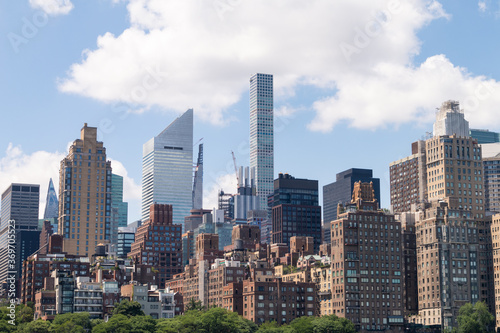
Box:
[478,1,487,12]
[59,0,500,131]
[0,144,141,221]
[29,0,74,16]
[108,158,141,203]
[204,173,237,211]
[309,55,500,131]
[0,144,64,218]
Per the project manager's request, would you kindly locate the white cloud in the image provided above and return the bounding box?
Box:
[478,1,487,12]
[29,0,74,16]
[204,173,237,212]
[0,144,64,219]
[59,0,500,131]
[0,144,141,222]
[108,158,141,203]
[309,55,500,131]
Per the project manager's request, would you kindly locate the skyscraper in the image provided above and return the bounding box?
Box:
[250,73,274,212]
[0,183,40,285]
[111,174,128,228]
[129,204,182,287]
[57,124,112,256]
[270,173,322,252]
[390,103,493,329]
[323,168,381,224]
[433,100,469,137]
[142,109,193,230]
[192,143,203,210]
[44,178,59,219]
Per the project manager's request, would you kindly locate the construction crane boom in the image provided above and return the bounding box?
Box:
[231,151,239,185]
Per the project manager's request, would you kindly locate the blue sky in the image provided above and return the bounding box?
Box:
[1,0,500,223]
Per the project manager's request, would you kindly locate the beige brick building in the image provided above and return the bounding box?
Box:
[58,124,112,257]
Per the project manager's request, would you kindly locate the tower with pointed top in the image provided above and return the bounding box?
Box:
[141,109,193,229]
[44,178,59,220]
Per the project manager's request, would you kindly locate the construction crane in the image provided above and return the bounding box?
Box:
[193,137,203,147]
[231,151,239,185]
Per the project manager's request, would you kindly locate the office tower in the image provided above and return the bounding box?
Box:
[111,174,128,228]
[129,204,182,287]
[192,143,203,210]
[330,182,404,331]
[323,168,381,224]
[389,141,427,213]
[470,129,500,144]
[142,109,193,229]
[0,183,40,285]
[57,124,112,257]
[249,73,274,212]
[44,178,59,219]
[433,100,470,137]
[233,167,261,223]
[270,173,322,252]
[117,226,135,258]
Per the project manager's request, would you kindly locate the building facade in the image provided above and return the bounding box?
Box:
[330,183,405,332]
[141,109,193,229]
[271,173,322,252]
[128,204,183,288]
[57,124,112,257]
[249,73,274,213]
[389,141,427,213]
[323,168,381,225]
[0,183,40,285]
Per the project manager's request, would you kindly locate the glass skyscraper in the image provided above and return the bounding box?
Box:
[43,178,59,219]
[141,109,193,230]
[111,174,128,228]
[249,73,274,211]
[0,183,40,285]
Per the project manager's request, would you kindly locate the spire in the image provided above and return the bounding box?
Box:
[43,178,59,219]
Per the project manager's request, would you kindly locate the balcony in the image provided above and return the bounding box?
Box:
[318,291,331,296]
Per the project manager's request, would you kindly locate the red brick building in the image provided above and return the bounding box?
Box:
[128,204,183,288]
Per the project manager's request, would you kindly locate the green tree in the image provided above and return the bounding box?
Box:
[289,316,315,333]
[185,298,205,311]
[256,321,287,333]
[312,315,356,333]
[457,302,494,333]
[16,304,34,324]
[112,299,145,317]
[18,319,51,333]
[51,312,91,333]
[92,314,132,333]
[198,307,257,333]
[130,315,157,332]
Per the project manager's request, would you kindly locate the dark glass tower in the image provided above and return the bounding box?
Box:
[270,173,321,251]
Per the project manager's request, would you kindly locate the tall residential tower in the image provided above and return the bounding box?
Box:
[142,109,193,230]
[250,73,274,212]
[58,124,112,257]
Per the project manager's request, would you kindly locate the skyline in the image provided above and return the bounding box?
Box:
[2,1,500,222]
